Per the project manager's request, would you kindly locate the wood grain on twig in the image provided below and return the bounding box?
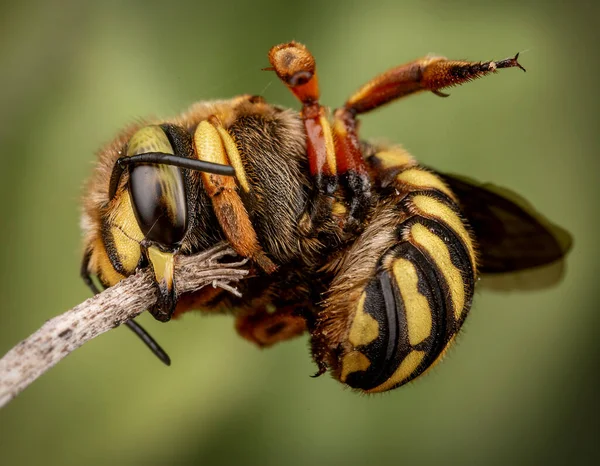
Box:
[0,243,248,409]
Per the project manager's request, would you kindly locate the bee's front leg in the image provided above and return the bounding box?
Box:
[192,116,276,273]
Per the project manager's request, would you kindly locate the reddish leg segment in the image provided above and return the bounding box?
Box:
[333,53,525,223]
[332,108,373,225]
[193,118,276,273]
[268,42,338,224]
[236,305,308,347]
[345,53,525,113]
[269,42,525,228]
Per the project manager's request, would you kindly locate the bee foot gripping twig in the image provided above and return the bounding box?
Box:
[204,244,250,268]
[0,243,249,409]
[211,280,242,297]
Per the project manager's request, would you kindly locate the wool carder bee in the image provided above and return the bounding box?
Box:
[81,42,570,392]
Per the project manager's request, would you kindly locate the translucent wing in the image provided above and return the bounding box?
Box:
[440,174,573,291]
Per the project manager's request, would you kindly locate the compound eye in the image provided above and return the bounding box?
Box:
[126,126,188,248]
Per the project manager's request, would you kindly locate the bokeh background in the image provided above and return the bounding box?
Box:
[1,0,598,465]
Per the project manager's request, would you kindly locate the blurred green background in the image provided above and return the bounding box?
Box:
[1,0,598,465]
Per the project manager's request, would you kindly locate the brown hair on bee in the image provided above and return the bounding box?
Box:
[81,42,570,392]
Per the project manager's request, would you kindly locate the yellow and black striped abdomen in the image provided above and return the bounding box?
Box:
[338,152,477,392]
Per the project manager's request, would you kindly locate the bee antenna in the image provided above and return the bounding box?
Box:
[108,152,235,200]
[125,320,171,366]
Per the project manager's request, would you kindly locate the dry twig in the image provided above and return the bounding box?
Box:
[0,243,248,408]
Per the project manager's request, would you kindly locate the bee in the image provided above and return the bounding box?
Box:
[80,42,570,393]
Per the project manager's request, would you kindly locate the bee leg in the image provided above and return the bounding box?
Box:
[267,42,374,229]
[331,107,372,228]
[330,53,525,227]
[235,304,308,348]
[193,118,276,273]
[345,53,526,113]
[79,248,171,365]
[80,248,101,295]
[171,287,226,318]
[268,42,338,226]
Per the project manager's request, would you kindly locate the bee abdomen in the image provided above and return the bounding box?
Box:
[338,169,477,392]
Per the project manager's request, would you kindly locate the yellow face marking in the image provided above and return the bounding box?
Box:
[109,191,145,241]
[110,227,142,274]
[147,246,175,293]
[348,292,380,347]
[373,149,416,170]
[92,239,125,287]
[319,114,337,175]
[213,119,251,193]
[127,125,174,156]
[396,168,457,201]
[410,223,466,320]
[368,350,425,393]
[106,191,143,275]
[340,351,371,383]
[392,258,432,346]
[411,195,477,271]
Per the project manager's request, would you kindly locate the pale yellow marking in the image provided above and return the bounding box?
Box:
[392,258,432,346]
[410,223,466,320]
[340,351,371,383]
[147,246,175,292]
[127,125,174,156]
[266,304,277,314]
[411,195,477,270]
[106,191,143,275]
[108,191,144,242]
[368,350,425,393]
[214,123,251,193]
[194,120,227,165]
[374,149,416,170]
[93,239,125,287]
[396,168,457,201]
[110,227,141,274]
[332,201,347,216]
[320,114,337,175]
[348,292,380,347]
